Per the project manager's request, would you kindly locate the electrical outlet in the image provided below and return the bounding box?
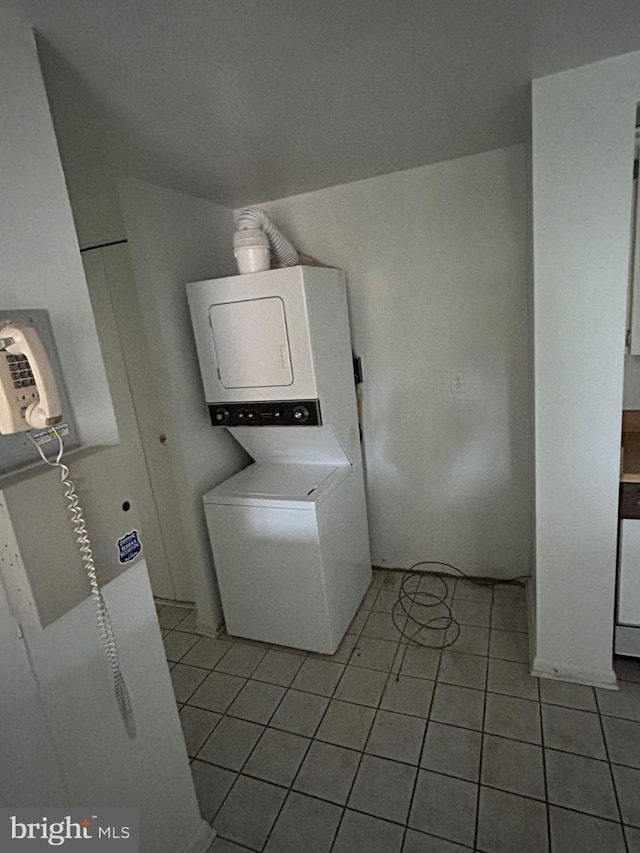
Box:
[451,372,466,394]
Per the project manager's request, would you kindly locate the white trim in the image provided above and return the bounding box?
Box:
[531,656,618,690]
[152,597,224,638]
[154,598,193,610]
[197,614,226,639]
[526,576,536,666]
[180,819,215,853]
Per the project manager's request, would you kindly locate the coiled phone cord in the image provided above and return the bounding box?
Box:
[29,430,137,740]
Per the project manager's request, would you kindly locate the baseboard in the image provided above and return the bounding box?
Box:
[525,576,536,666]
[153,596,222,640]
[180,819,215,853]
[532,656,618,690]
[195,614,225,639]
[154,597,194,610]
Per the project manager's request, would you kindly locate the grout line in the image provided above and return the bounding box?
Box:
[311,579,412,851]
[594,688,630,853]
[199,747,637,831]
[194,666,305,848]
[212,786,419,852]
[400,596,446,853]
[189,653,288,752]
[260,645,356,853]
[173,596,370,847]
[184,683,636,773]
[319,653,389,847]
[533,642,552,853]
[472,585,493,853]
[174,582,582,852]
[221,649,608,713]
[212,629,379,846]
[173,625,622,757]
[198,740,491,778]
[173,625,532,672]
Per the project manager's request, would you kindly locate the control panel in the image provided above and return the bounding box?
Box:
[209,399,322,427]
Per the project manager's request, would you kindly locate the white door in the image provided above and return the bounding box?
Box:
[209,297,293,389]
[82,243,193,602]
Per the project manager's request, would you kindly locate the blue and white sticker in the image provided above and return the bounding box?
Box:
[117,530,142,564]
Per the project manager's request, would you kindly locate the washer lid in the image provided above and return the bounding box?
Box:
[203,463,350,509]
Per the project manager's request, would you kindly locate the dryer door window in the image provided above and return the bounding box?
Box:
[209,297,293,389]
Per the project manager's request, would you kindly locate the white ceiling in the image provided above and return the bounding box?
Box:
[10,0,640,207]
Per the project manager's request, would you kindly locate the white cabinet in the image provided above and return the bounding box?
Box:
[618,518,640,626]
[617,517,640,656]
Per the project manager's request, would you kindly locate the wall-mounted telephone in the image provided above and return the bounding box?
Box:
[0,316,135,738]
[0,319,62,434]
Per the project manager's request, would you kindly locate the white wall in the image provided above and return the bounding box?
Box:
[72,187,127,249]
[118,179,250,629]
[255,145,533,578]
[0,581,65,806]
[0,8,117,448]
[0,12,208,851]
[22,564,207,853]
[532,51,640,686]
[0,3,100,806]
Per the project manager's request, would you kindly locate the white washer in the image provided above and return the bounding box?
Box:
[202,461,371,654]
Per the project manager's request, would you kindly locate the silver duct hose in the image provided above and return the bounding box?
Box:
[236,207,299,267]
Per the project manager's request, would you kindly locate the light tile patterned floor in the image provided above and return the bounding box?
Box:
[156,570,640,853]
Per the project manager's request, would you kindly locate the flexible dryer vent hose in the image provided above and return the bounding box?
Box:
[236,206,299,267]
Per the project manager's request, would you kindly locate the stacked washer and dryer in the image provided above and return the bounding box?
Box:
[187,266,371,654]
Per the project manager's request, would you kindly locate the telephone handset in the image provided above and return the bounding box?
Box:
[0,319,62,434]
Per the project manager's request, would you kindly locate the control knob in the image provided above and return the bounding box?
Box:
[293,405,310,423]
[214,408,230,424]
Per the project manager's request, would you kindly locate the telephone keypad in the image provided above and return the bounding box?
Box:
[6,353,36,390]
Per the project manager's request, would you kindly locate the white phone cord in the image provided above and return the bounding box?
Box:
[29,431,136,739]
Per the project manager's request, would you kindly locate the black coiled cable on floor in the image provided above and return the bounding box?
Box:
[391,571,460,649]
[386,561,529,677]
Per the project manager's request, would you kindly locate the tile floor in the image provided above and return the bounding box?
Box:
[157,570,640,853]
